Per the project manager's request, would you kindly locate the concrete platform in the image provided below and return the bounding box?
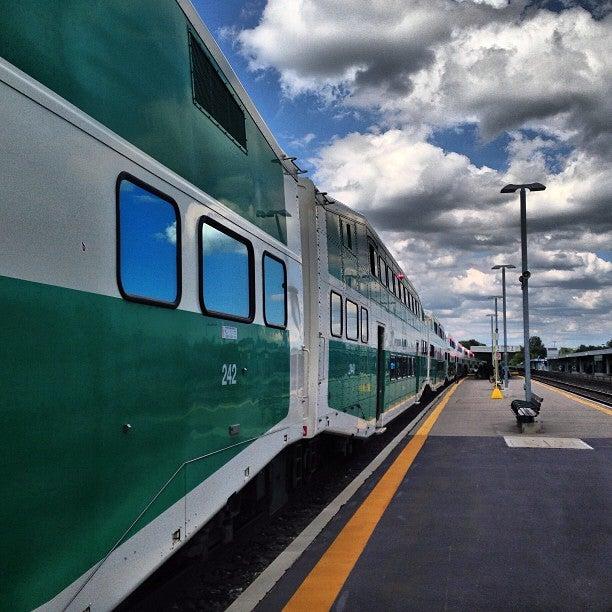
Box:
[245,379,612,612]
[431,377,611,438]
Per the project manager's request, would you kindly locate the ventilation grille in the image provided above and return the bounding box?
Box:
[189,32,247,149]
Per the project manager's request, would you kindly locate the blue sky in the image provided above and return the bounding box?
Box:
[193,0,611,348]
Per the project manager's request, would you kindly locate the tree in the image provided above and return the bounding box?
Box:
[559,347,574,356]
[575,344,604,353]
[509,349,524,366]
[459,339,485,348]
[529,336,547,359]
[607,339,612,348]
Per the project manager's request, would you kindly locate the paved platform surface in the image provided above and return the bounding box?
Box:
[432,377,611,438]
[252,379,612,612]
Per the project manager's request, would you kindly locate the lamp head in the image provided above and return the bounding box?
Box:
[501,182,546,193]
[492,264,517,270]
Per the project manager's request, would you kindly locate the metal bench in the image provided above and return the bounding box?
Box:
[510,393,543,424]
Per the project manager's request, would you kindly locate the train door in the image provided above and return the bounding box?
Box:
[376,325,385,419]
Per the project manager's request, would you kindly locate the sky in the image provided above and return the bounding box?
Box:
[193,0,611,349]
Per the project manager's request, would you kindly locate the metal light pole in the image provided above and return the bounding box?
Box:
[486,313,495,382]
[487,295,502,386]
[500,183,546,401]
[492,264,516,388]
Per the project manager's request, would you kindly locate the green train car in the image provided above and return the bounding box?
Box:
[0,2,475,609]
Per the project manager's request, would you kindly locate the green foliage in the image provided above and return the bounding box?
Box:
[575,343,606,352]
[529,336,547,358]
[558,341,610,355]
[509,349,524,366]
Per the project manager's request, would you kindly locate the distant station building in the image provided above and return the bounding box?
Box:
[547,348,612,377]
[471,345,522,365]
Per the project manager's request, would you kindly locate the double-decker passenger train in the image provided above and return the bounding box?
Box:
[0,3,476,609]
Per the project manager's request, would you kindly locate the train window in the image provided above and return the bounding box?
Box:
[117,175,181,307]
[389,356,397,380]
[345,223,353,250]
[385,264,391,289]
[330,291,343,337]
[392,274,396,296]
[378,256,385,284]
[199,218,254,321]
[361,306,369,343]
[263,252,287,328]
[369,244,377,276]
[189,32,247,149]
[346,299,358,341]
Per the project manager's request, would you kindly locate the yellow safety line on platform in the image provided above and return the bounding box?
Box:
[532,379,612,417]
[283,380,462,612]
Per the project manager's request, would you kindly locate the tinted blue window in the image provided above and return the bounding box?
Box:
[330,292,342,337]
[361,307,369,343]
[346,299,358,340]
[263,254,286,327]
[201,221,251,319]
[118,178,179,304]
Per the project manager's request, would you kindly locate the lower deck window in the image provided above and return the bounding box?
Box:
[360,307,369,343]
[263,253,287,328]
[199,218,253,321]
[330,291,343,337]
[346,299,358,340]
[117,175,180,307]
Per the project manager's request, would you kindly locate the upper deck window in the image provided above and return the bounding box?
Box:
[345,223,353,250]
[199,218,253,321]
[117,175,180,307]
[378,256,385,284]
[189,32,247,150]
[369,244,376,276]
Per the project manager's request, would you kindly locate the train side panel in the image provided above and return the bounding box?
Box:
[0,13,304,612]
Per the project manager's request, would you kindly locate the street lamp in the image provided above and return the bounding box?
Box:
[492,264,516,388]
[486,314,496,383]
[500,182,546,401]
[487,296,502,386]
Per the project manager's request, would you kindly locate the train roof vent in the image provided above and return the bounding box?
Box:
[189,31,247,150]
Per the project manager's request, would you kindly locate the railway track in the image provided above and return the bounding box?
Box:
[530,373,612,407]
